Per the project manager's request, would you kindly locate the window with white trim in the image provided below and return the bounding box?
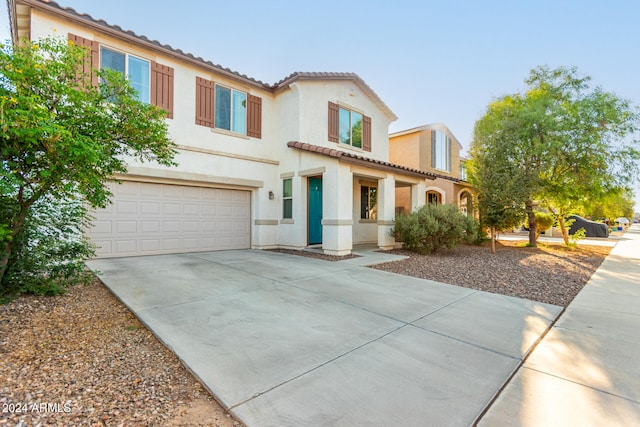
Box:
[431,130,451,172]
[283,178,293,219]
[215,85,247,134]
[360,185,377,219]
[460,161,468,181]
[100,47,150,103]
[427,191,441,205]
[339,107,363,148]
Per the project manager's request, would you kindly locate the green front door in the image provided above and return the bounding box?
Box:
[308,177,323,245]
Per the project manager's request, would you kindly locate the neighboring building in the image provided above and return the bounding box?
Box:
[389,124,474,215]
[9,0,436,257]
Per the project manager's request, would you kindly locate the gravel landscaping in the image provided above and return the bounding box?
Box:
[372,240,611,307]
[0,239,611,425]
[0,281,240,427]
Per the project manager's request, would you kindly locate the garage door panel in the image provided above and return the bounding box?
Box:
[162,221,181,233]
[162,185,183,198]
[86,182,251,258]
[115,240,137,253]
[116,182,139,197]
[183,221,199,233]
[141,221,161,233]
[162,239,181,250]
[116,201,138,214]
[183,238,201,249]
[140,182,163,197]
[182,186,201,199]
[91,220,113,234]
[141,239,162,252]
[116,220,137,234]
[182,204,200,215]
[163,203,182,215]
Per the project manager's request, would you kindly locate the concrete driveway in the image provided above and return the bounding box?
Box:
[87,249,562,426]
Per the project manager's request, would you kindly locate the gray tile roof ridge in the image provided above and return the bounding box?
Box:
[20,0,396,117]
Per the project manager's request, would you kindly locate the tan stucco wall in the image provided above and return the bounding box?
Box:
[389,133,421,170]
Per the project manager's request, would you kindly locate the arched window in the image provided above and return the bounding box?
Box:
[427,191,441,205]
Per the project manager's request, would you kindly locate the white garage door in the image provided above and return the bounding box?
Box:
[86,181,251,258]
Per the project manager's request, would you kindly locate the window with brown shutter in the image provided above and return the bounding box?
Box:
[151,62,174,119]
[68,33,99,87]
[247,94,262,139]
[328,101,339,143]
[195,76,214,127]
[363,115,372,152]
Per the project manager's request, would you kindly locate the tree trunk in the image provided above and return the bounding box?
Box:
[491,226,496,254]
[0,241,11,286]
[0,210,28,286]
[558,216,570,246]
[525,199,537,247]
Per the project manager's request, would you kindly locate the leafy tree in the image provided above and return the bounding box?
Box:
[470,66,640,247]
[582,187,635,222]
[468,103,531,253]
[0,37,176,297]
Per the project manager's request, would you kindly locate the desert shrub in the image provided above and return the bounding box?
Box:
[1,195,95,301]
[392,204,481,254]
[568,226,587,248]
[534,211,555,237]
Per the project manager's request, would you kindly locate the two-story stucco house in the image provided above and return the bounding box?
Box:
[9,0,436,257]
[389,124,474,215]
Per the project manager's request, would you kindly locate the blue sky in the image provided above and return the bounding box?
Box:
[2,1,640,209]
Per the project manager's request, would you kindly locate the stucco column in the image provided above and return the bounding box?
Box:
[252,187,279,249]
[377,174,396,250]
[412,180,427,211]
[322,165,353,256]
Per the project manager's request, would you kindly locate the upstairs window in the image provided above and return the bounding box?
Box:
[328,102,371,151]
[215,85,247,134]
[460,161,468,181]
[101,47,150,103]
[70,34,173,117]
[339,107,363,148]
[431,130,451,172]
[195,77,262,138]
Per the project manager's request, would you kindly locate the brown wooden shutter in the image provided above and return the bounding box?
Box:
[362,115,372,152]
[328,101,339,143]
[68,33,99,87]
[247,94,262,138]
[195,77,214,127]
[151,62,174,119]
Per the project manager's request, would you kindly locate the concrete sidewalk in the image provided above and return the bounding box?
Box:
[88,249,561,426]
[480,224,640,426]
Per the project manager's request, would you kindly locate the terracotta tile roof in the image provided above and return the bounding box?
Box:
[287,141,436,180]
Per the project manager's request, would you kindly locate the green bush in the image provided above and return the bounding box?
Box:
[534,211,555,237]
[392,204,481,254]
[1,195,95,301]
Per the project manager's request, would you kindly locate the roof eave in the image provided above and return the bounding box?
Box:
[10,0,273,91]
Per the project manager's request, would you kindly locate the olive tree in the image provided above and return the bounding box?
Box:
[470,66,640,247]
[0,37,176,298]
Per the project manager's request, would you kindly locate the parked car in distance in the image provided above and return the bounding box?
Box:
[615,217,630,229]
[568,215,609,238]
